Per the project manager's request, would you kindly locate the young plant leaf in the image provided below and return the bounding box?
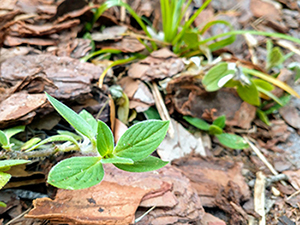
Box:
[4,125,25,139]
[45,93,96,143]
[216,133,249,149]
[97,120,114,157]
[252,79,274,91]
[236,82,260,106]
[101,156,134,164]
[183,116,210,131]
[114,120,169,161]
[0,159,30,171]
[21,137,41,151]
[212,115,226,129]
[47,156,104,190]
[0,131,8,147]
[256,109,271,126]
[0,172,11,189]
[0,201,7,208]
[202,62,236,92]
[114,155,168,172]
[25,135,80,152]
[208,125,223,135]
[79,110,98,132]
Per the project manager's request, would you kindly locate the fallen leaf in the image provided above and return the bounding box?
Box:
[157,118,206,161]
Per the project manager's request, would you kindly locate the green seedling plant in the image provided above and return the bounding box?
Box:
[202,61,299,107]
[183,115,249,149]
[44,93,169,190]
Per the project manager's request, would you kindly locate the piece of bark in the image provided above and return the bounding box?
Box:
[172,156,250,207]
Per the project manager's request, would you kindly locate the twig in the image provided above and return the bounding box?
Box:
[6,206,32,225]
[230,201,249,220]
[151,82,174,138]
[243,136,287,186]
[254,171,266,225]
[134,206,156,223]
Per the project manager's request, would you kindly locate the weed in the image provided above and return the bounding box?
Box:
[183,115,249,149]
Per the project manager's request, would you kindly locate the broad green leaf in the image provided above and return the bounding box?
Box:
[45,93,96,143]
[237,82,260,106]
[212,115,226,129]
[47,156,104,190]
[216,133,249,149]
[252,79,274,91]
[0,172,11,189]
[183,116,210,131]
[0,130,8,147]
[208,125,223,135]
[256,109,270,126]
[202,62,236,91]
[0,201,7,208]
[97,121,114,157]
[114,120,169,161]
[0,160,30,171]
[114,155,168,172]
[79,110,98,132]
[3,125,25,139]
[25,135,79,152]
[144,107,161,120]
[21,137,41,151]
[101,156,134,164]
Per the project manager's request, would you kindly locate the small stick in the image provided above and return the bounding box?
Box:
[230,201,249,220]
[254,171,266,225]
[244,136,287,186]
[151,82,174,138]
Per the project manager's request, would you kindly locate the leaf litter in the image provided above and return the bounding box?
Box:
[1,0,300,224]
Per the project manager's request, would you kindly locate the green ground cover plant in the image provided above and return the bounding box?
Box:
[0,93,169,191]
[183,115,249,150]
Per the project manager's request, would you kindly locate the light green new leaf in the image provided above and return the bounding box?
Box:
[45,93,96,143]
[0,172,11,189]
[4,126,25,139]
[0,131,8,147]
[208,125,223,135]
[237,82,260,106]
[57,130,82,141]
[183,116,210,131]
[101,156,134,164]
[216,133,249,149]
[212,115,226,129]
[267,46,284,70]
[97,120,114,157]
[114,120,169,161]
[47,156,104,190]
[79,110,98,132]
[0,159,30,171]
[256,109,271,126]
[252,79,274,91]
[114,155,168,172]
[0,201,7,207]
[202,62,236,91]
[21,137,41,151]
[25,135,79,152]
